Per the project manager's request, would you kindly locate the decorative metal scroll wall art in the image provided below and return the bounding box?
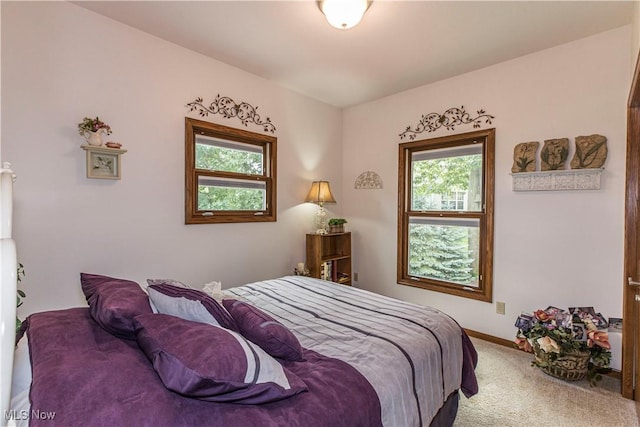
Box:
[186,95,276,134]
[399,106,494,140]
[354,171,383,189]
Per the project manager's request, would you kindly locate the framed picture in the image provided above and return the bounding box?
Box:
[569,306,596,316]
[593,313,609,329]
[82,145,127,180]
[554,312,572,328]
[514,313,534,331]
[608,317,622,332]
[572,323,587,342]
[544,306,566,315]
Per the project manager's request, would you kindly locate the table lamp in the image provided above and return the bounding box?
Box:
[305,181,336,234]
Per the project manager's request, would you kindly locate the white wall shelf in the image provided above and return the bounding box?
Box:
[510,168,603,192]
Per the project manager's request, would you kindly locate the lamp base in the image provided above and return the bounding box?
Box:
[314,204,329,235]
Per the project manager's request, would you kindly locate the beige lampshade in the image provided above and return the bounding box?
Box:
[305,181,336,205]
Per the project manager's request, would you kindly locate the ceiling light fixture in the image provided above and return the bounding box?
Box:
[317,0,372,30]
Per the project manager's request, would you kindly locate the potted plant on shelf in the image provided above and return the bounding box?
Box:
[78,116,112,146]
[514,306,611,385]
[328,218,347,234]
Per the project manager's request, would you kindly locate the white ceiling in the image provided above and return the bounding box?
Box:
[75,1,635,108]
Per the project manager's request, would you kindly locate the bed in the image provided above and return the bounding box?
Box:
[1,163,18,427]
[1,169,477,427]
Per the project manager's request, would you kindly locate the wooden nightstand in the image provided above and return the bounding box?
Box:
[306,232,351,286]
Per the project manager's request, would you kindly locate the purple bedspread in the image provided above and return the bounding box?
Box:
[25,308,383,427]
[460,331,478,398]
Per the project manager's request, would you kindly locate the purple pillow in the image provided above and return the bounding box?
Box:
[147,283,237,331]
[146,278,191,289]
[80,273,152,340]
[222,299,304,362]
[134,313,307,404]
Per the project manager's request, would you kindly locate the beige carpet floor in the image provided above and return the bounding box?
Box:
[455,338,640,427]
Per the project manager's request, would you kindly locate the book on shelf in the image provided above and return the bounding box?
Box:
[337,272,350,284]
[321,261,332,281]
[320,261,350,284]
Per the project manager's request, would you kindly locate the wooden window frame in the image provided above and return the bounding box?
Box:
[185,117,277,224]
[397,128,495,302]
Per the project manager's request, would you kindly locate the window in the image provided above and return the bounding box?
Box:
[397,128,494,302]
[185,118,276,224]
[441,190,466,211]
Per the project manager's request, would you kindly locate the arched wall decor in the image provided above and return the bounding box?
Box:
[399,106,494,141]
[354,171,383,189]
[186,95,276,134]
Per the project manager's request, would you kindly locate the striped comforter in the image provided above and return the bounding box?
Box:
[225,276,473,427]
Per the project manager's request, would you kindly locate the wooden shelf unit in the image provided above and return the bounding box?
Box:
[306,232,352,286]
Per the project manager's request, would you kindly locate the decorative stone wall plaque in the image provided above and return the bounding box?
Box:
[540,138,569,171]
[570,134,608,169]
[511,141,539,173]
[511,169,602,191]
[354,171,383,189]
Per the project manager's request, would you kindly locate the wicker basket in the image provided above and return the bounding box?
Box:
[533,344,590,381]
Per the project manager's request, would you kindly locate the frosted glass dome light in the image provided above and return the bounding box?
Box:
[318,0,372,30]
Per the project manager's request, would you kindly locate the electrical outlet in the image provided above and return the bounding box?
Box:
[496,301,506,315]
[353,272,359,282]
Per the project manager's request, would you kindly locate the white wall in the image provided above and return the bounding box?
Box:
[633,0,640,73]
[342,26,631,369]
[2,2,633,370]
[1,2,343,316]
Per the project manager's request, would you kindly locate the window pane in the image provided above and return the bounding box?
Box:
[411,144,482,212]
[196,135,264,175]
[408,217,479,286]
[198,176,266,211]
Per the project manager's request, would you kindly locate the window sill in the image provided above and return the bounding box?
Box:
[398,277,492,302]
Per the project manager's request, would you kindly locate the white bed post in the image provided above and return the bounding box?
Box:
[0,163,17,427]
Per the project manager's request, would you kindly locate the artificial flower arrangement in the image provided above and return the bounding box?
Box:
[16,262,25,333]
[77,116,112,136]
[514,306,611,385]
